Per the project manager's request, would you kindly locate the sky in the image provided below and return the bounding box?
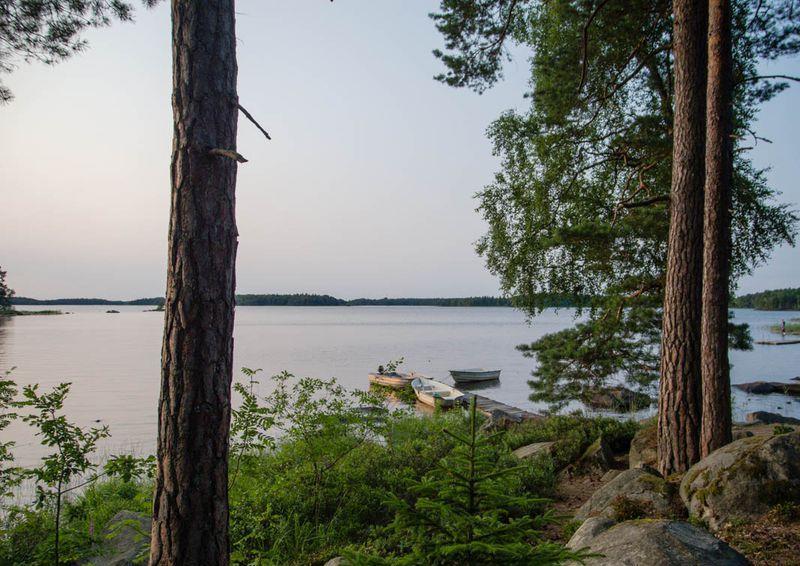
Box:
[1,1,798,300]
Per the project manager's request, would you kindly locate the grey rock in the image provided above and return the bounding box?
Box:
[734,381,800,396]
[324,558,348,566]
[680,431,800,531]
[566,519,748,565]
[601,469,622,483]
[566,435,614,476]
[628,424,657,469]
[575,468,678,521]
[731,429,754,440]
[745,411,800,425]
[512,441,555,460]
[87,510,150,566]
[583,387,653,412]
[566,517,615,550]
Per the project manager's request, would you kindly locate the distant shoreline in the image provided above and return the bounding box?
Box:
[10,293,582,308]
[12,290,799,310]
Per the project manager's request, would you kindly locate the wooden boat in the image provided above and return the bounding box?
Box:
[411,376,463,408]
[449,368,501,383]
[368,371,414,389]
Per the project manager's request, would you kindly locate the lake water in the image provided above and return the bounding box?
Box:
[2,305,798,468]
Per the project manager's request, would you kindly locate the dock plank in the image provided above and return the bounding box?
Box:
[461,392,541,423]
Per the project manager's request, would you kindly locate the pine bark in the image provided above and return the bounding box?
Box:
[149,1,239,564]
[657,0,707,476]
[701,0,733,457]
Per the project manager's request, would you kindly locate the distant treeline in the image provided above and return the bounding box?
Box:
[346,296,512,306]
[11,297,166,306]
[236,294,345,306]
[12,293,585,308]
[733,287,800,311]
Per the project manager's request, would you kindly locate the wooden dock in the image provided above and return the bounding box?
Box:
[755,338,800,346]
[459,392,541,423]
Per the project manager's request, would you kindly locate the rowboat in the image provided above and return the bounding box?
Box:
[368,372,414,389]
[449,368,501,383]
[411,376,464,408]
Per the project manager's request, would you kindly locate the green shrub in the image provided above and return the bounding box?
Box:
[503,415,639,468]
[0,478,152,565]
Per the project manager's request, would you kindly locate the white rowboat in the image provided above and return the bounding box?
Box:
[449,368,501,383]
[368,372,414,389]
[411,376,463,408]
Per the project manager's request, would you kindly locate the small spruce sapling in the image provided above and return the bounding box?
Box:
[367,398,588,565]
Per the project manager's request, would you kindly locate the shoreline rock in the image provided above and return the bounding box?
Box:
[566,518,748,565]
[680,431,800,532]
[734,381,800,396]
[745,411,800,425]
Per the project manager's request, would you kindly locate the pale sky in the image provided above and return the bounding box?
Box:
[1,1,798,300]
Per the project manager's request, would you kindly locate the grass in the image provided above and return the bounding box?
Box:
[770,320,800,335]
[718,504,800,566]
[0,309,63,316]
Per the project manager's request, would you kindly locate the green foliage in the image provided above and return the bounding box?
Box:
[0,379,153,565]
[370,383,418,405]
[2,372,626,565]
[0,266,13,312]
[383,357,405,374]
[0,1,161,104]
[357,399,582,565]
[431,0,799,410]
[228,372,393,563]
[227,374,578,564]
[103,454,156,483]
[734,287,800,310]
[0,368,20,497]
[0,478,153,565]
[236,293,347,306]
[502,414,639,469]
[17,383,110,504]
[773,424,795,435]
[520,307,660,410]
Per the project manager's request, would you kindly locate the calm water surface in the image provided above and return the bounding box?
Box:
[2,306,798,467]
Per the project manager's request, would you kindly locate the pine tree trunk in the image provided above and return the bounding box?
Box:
[149,1,239,564]
[657,0,707,476]
[701,0,733,457]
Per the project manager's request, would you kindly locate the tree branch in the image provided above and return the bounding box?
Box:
[209,148,248,163]
[238,104,272,140]
[738,74,800,84]
[577,0,612,94]
[622,194,669,209]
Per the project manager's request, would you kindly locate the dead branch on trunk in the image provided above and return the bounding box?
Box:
[210,148,248,163]
[238,103,272,140]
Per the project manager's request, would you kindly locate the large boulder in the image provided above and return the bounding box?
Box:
[87,510,151,566]
[734,381,800,396]
[583,387,653,412]
[680,431,800,531]
[566,518,748,565]
[575,468,681,521]
[745,411,800,425]
[562,436,615,477]
[512,441,555,460]
[628,424,657,469]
